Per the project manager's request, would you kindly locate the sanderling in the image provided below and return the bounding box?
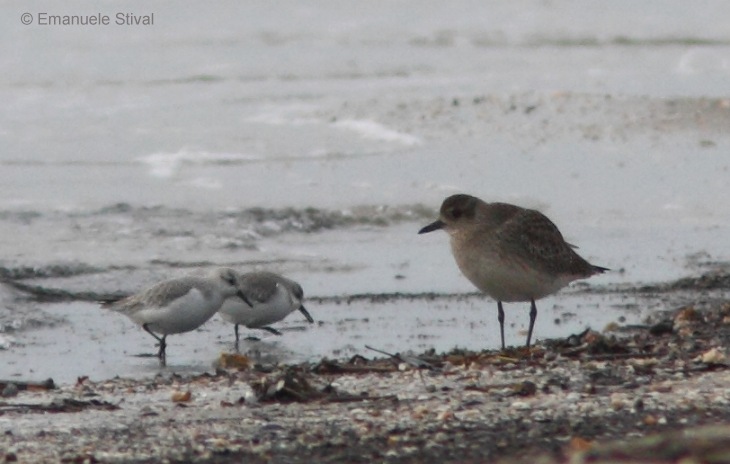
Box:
[419,193,607,349]
[218,271,314,344]
[103,267,252,362]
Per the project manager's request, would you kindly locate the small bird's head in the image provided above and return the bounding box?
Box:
[291,282,304,302]
[289,282,314,324]
[418,194,479,234]
[215,268,253,307]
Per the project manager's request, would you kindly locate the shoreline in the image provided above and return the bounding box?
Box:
[1,275,729,463]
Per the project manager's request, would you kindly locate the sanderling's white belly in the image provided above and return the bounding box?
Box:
[131,290,222,334]
[219,287,294,328]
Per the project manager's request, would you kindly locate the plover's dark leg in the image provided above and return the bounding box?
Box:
[497,301,506,350]
[234,324,240,351]
[526,299,538,348]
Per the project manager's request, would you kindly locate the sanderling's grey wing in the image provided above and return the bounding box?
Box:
[496,209,596,277]
[104,278,196,314]
[239,272,279,304]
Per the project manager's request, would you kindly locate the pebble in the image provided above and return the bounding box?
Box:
[171,390,192,403]
[511,401,531,410]
[0,335,13,350]
[1,383,18,398]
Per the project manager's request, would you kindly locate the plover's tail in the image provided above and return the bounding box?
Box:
[591,265,610,274]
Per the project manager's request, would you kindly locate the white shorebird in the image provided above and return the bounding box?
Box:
[218,271,314,345]
[419,193,608,349]
[103,267,252,362]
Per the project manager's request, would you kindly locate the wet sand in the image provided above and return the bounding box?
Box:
[0,279,659,385]
[1,272,729,463]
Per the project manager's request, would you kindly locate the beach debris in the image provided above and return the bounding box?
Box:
[252,368,322,403]
[1,383,19,398]
[251,366,398,405]
[365,345,436,370]
[649,319,674,336]
[543,329,630,358]
[568,436,594,453]
[1,299,730,462]
[0,398,118,414]
[721,303,730,325]
[171,390,192,403]
[694,347,728,366]
[313,358,398,375]
[0,378,55,392]
[464,380,537,397]
[571,425,730,464]
[674,305,703,336]
[215,352,252,371]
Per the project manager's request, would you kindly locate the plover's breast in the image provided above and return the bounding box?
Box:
[452,238,574,302]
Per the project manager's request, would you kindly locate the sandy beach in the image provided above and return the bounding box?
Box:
[3,1,730,462]
[1,273,730,463]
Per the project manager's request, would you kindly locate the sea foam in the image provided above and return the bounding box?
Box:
[136,150,259,178]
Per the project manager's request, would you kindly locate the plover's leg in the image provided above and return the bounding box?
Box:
[526,299,538,348]
[497,301,506,350]
[259,326,283,336]
[234,324,241,351]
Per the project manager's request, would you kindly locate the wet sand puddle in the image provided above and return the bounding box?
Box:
[0,288,683,385]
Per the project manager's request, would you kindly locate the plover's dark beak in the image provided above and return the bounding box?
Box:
[299,305,314,323]
[418,219,445,234]
[236,290,253,308]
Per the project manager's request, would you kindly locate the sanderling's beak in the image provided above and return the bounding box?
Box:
[418,219,445,234]
[236,290,253,308]
[299,305,314,323]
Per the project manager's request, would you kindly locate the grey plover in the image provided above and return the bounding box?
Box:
[419,193,607,349]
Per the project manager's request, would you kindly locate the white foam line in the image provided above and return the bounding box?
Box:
[676,49,730,75]
[186,177,223,190]
[246,103,322,127]
[136,150,260,178]
[246,113,320,126]
[332,119,422,146]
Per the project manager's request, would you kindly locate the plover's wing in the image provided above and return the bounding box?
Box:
[496,209,594,276]
[239,273,279,304]
[104,278,196,314]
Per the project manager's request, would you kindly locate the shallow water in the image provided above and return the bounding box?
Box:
[1,289,671,385]
[1,1,730,384]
